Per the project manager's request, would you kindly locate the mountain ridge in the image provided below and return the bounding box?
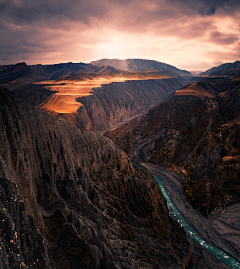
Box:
[91,58,192,77]
[0,62,38,85]
[199,60,240,77]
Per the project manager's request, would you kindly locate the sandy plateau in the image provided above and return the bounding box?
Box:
[36,74,170,115]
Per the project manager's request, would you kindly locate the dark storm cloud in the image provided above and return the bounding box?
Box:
[0,0,136,27]
[167,0,240,15]
[0,0,109,24]
[210,31,239,45]
[192,0,230,16]
[0,0,239,27]
[200,1,226,15]
[0,20,52,62]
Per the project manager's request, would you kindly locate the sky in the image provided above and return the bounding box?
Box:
[0,0,239,71]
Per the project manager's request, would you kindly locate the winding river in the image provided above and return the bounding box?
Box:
[143,163,240,269]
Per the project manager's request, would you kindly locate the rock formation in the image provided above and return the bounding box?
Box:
[0,62,37,87]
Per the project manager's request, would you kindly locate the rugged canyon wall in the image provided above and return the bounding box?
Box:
[0,86,194,269]
[71,78,186,131]
[105,78,240,216]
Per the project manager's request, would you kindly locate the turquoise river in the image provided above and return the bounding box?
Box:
[153,174,240,269]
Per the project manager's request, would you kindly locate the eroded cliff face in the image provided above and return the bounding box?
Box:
[105,78,240,216]
[0,87,194,269]
[39,77,186,132]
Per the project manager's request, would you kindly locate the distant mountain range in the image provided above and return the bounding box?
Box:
[29,62,125,80]
[91,58,192,77]
[0,58,191,86]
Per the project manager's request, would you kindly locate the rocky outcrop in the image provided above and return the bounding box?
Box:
[0,86,194,268]
[105,78,240,216]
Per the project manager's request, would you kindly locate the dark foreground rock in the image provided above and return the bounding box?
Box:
[0,86,194,268]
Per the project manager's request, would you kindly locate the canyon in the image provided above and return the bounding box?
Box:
[1,59,240,268]
[0,86,194,268]
[105,63,240,219]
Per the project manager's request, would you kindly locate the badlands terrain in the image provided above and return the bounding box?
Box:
[1,58,240,268]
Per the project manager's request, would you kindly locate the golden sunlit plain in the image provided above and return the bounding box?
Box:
[36,73,171,114]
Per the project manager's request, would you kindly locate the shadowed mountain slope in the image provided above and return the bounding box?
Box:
[91,58,192,77]
[0,62,37,85]
[105,77,240,216]
[199,60,240,77]
[29,62,127,81]
[0,86,194,269]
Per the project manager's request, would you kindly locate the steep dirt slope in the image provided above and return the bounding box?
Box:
[0,86,194,269]
[105,77,240,216]
[74,77,186,131]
